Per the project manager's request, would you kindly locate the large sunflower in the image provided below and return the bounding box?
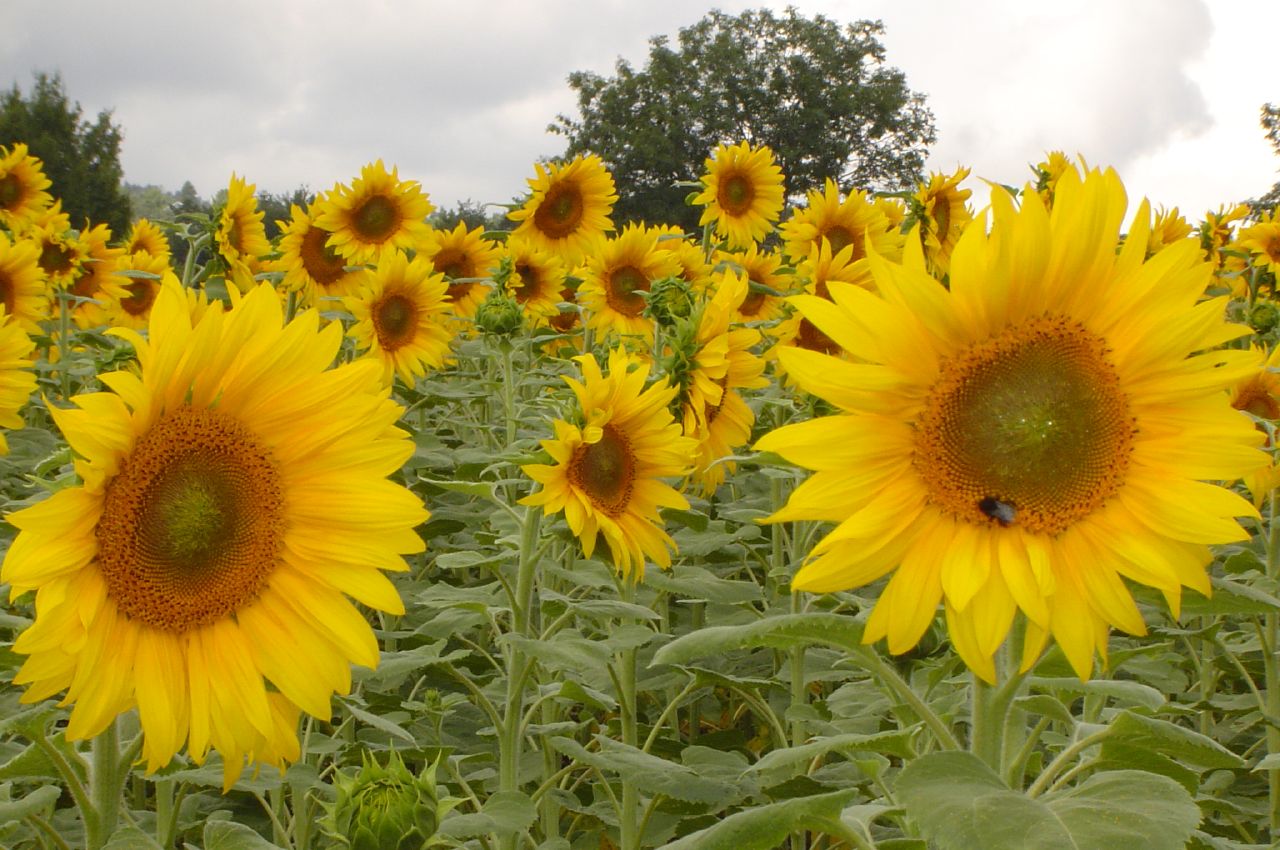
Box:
[521,349,696,579]
[693,141,785,249]
[0,230,50,332]
[579,225,680,342]
[421,222,502,322]
[2,280,427,788]
[755,167,1266,681]
[507,153,617,264]
[0,143,54,231]
[275,203,362,307]
[315,161,433,264]
[0,311,36,454]
[345,250,453,386]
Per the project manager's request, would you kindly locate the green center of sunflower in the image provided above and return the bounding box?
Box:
[569,424,636,516]
[0,173,20,208]
[354,194,399,241]
[96,406,284,632]
[533,185,585,239]
[913,314,1135,536]
[605,265,649,317]
[719,174,754,215]
[374,292,418,349]
[301,225,346,286]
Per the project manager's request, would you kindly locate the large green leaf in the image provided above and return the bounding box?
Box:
[203,820,289,850]
[0,784,59,823]
[749,729,919,773]
[654,789,859,850]
[438,790,537,840]
[1104,711,1245,770]
[897,751,1200,850]
[101,827,166,850]
[652,613,863,667]
[550,736,738,805]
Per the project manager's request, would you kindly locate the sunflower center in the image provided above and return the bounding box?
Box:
[1234,384,1280,421]
[718,174,754,216]
[739,284,767,318]
[704,377,730,425]
[39,240,74,277]
[512,263,542,303]
[120,281,156,316]
[0,173,19,208]
[932,197,952,236]
[533,185,585,239]
[0,272,14,313]
[913,314,1135,536]
[301,225,346,285]
[433,248,467,279]
[374,292,418,349]
[227,218,244,254]
[795,317,840,355]
[605,265,649,317]
[569,424,636,516]
[824,225,857,258]
[96,406,285,632]
[353,194,399,241]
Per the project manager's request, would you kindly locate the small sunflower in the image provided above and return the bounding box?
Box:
[652,226,714,294]
[421,222,502,321]
[0,143,54,231]
[1145,206,1193,259]
[779,179,902,265]
[1237,214,1280,277]
[0,230,50,332]
[714,244,791,327]
[3,280,427,788]
[693,141,785,249]
[32,222,89,291]
[215,175,271,287]
[275,203,362,307]
[503,238,566,326]
[67,223,127,328]
[109,252,177,330]
[579,225,680,342]
[768,241,871,371]
[912,167,974,277]
[507,154,617,264]
[315,161,433,264]
[0,311,36,454]
[123,218,172,261]
[755,167,1266,682]
[346,250,453,386]
[1031,151,1076,209]
[521,348,696,579]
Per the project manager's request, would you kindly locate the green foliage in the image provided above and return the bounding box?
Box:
[1253,102,1280,213]
[551,8,935,228]
[429,198,511,232]
[0,72,132,232]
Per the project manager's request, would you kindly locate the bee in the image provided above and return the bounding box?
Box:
[978,496,1017,527]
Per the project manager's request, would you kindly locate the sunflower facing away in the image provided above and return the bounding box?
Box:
[521,349,697,579]
[507,153,617,264]
[693,141,785,249]
[2,281,428,787]
[315,160,433,264]
[755,166,1266,682]
[0,310,36,454]
[346,250,453,386]
[215,174,271,286]
[0,142,54,231]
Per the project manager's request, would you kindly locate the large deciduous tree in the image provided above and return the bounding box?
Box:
[1255,102,1280,213]
[0,72,132,233]
[550,7,936,229]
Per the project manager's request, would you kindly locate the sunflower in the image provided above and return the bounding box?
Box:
[32,222,89,291]
[1200,203,1251,271]
[693,141,785,249]
[1145,206,1193,259]
[651,226,714,294]
[123,218,172,261]
[912,168,974,277]
[0,143,54,231]
[315,161,433,264]
[108,252,178,330]
[1031,151,1075,209]
[2,280,426,787]
[714,244,792,327]
[503,238,566,326]
[0,311,36,454]
[579,225,680,341]
[275,203,362,307]
[67,223,127,328]
[671,271,767,495]
[779,180,902,266]
[521,348,696,579]
[1237,213,1280,276]
[213,174,271,288]
[421,222,502,322]
[346,250,453,386]
[755,167,1266,682]
[0,230,50,332]
[768,241,871,371]
[507,154,617,264]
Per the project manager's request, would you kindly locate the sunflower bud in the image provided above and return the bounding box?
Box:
[327,751,445,850]
[644,276,695,327]
[474,289,525,337]
[1250,301,1280,335]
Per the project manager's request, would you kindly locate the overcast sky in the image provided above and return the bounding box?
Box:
[3,1,1276,221]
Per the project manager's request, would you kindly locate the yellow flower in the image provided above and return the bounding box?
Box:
[0,230,50,332]
[421,222,502,322]
[1031,151,1075,209]
[346,250,453,386]
[1237,214,1280,276]
[714,244,791,327]
[32,222,89,291]
[521,349,696,579]
[0,310,36,454]
[768,240,873,375]
[67,223,127,329]
[2,280,427,788]
[1200,203,1251,271]
[0,143,54,231]
[108,252,178,330]
[779,179,902,266]
[693,141,785,249]
[1144,206,1193,259]
[215,175,271,288]
[315,161,433,264]
[123,218,172,261]
[652,226,714,294]
[507,154,617,264]
[756,168,1265,682]
[579,225,680,342]
[503,238,566,326]
[274,202,362,306]
[912,168,974,277]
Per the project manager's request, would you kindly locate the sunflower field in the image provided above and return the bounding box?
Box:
[3,138,1280,850]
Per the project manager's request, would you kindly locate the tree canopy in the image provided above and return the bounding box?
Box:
[550,7,936,229]
[1255,102,1280,213]
[0,72,132,233]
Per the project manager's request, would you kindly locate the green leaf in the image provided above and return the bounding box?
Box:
[439,790,537,840]
[102,827,166,850]
[652,613,863,667]
[1012,695,1076,726]
[749,729,919,773]
[1105,710,1244,769]
[203,820,289,850]
[897,751,1199,850]
[550,736,737,805]
[504,631,610,676]
[654,789,859,850]
[0,784,59,823]
[644,565,762,604]
[336,696,416,744]
[1179,576,1280,615]
[1027,677,1166,711]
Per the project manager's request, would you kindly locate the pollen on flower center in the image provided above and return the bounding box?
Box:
[533,185,584,238]
[569,424,636,516]
[354,194,399,240]
[96,406,284,632]
[374,293,418,349]
[605,265,649,317]
[719,174,754,215]
[913,314,1136,536]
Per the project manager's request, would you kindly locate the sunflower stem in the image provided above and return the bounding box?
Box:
[1265,489,1280,836]
[56,288,72,400]
[83,718,126,850]
[616,578,641,850]
[154,779,176,848]
[969,672,1003,770]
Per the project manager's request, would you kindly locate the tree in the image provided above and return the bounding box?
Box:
[0,72,132,233]
[1254,102,1280,213]
[256,186,313,240]
[430,198,512,232]
[550,7,936,229]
